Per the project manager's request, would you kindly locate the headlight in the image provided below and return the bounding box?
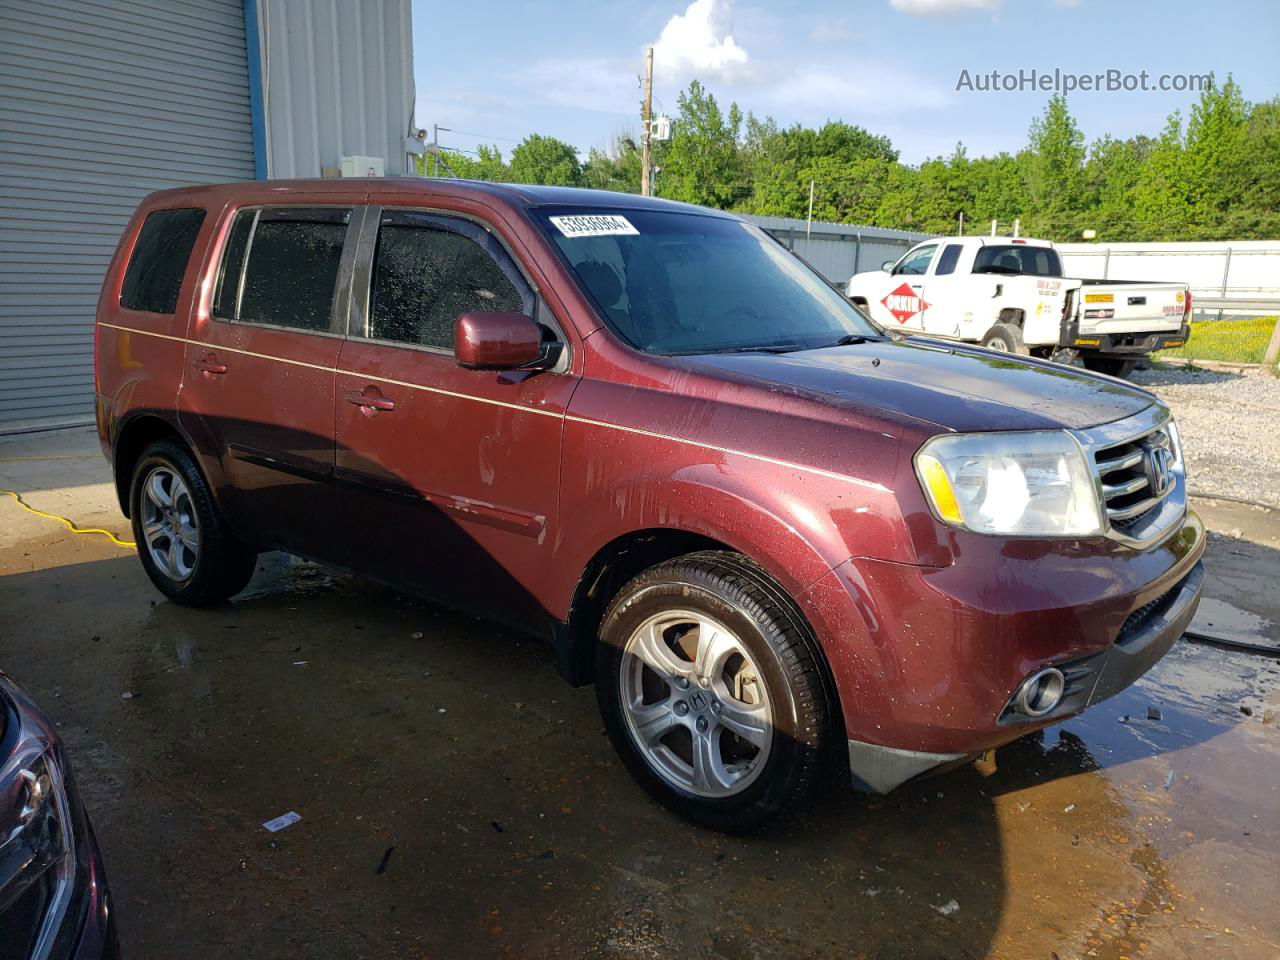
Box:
[915,431,1104,536]
[0,685,76,950]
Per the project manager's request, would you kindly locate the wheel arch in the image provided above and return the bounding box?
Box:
[111,413,193,516]
[997,307,1025,328]
[552,527,846,742]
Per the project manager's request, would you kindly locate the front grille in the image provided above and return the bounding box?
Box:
[1092,422,1176,531]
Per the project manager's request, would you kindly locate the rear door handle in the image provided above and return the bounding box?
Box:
[196,353,227,376]
[345,388,395,414]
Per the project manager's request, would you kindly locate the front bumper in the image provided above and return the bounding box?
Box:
[1059,321,1190,355]
[843,558,1204,793]
[801,509,1206,793]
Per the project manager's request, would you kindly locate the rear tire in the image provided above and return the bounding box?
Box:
[595,551,831,833]
[129,440,257,606]
[980,322,1028,355]
[1082,356,1138,378]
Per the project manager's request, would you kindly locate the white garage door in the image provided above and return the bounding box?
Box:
[0,0,256,433]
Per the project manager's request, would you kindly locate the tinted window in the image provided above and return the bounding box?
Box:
[895,245,936,276]
[120,208,206,313]
[935,244,963,275]
[537,208,879,355]
[213,208,350,331]
[368,224,525,348]
[972,244,1063,277]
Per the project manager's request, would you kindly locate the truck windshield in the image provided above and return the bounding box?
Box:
[535,208,881,355]
[972,244,1063,277]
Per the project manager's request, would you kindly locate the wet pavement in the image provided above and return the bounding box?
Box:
[0,445,1277,958]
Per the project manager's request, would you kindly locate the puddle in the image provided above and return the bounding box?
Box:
[1190,597,1277,647]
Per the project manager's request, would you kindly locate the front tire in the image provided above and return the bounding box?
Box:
[129,440,257,606]
[1082,355,1138,378]
[595,551,831,833]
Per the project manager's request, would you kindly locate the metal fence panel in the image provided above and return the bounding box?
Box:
[739,215,931,286]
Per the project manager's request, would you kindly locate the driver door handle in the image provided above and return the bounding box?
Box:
[345,388,396,413]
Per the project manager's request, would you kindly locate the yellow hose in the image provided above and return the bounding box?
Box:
[1,489,136,549]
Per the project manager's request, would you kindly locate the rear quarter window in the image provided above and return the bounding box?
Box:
[119,207,207,313]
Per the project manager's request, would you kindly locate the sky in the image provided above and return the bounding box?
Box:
[411,0,1280,166]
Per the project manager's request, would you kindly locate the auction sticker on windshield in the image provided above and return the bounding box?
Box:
[550,214,639,238]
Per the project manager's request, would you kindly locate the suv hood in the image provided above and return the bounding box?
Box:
[685,337,1154,433]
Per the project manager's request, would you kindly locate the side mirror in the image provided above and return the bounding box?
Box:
[881,260,895,273]
[454,311,550,370]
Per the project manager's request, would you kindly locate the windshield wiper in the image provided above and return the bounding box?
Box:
[710,343,804,355]
[826,333,884,347]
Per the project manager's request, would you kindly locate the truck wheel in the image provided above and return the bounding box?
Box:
[595,551,831,833]
[980,323,1028,355]
[1082,356,1138,378]
[130,440,257,606]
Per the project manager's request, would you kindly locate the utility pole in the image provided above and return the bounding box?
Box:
[806,179,815,240]
[641,47,654,196]
[431,125,452,177]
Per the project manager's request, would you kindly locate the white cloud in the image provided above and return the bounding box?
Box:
[889,0,1000,16]
[653,0,752,81]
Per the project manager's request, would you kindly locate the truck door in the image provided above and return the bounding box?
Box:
[876,243,936,331]
[919,242,965,337]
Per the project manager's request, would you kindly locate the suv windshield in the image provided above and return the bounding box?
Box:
[535,208,881,355]
[972,244,1063,277]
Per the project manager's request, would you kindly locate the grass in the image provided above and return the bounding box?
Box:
[1155,315,1278,365]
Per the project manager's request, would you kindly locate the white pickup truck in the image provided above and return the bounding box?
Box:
[845,236,1192,377]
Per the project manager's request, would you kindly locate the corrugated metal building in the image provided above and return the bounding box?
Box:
[0,0,416,434]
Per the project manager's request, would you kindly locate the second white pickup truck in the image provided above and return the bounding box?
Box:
[845,236,1191,377]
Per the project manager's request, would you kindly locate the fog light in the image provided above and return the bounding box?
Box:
[1015,668,1065,717]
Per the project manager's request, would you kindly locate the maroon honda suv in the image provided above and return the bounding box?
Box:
[93,180,1204,831]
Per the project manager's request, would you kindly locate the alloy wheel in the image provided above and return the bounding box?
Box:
[619,609,774,798]
[139,466,200,581]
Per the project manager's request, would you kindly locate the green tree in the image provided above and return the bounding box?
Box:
[1130,113,1195,240]
[655,80,746,208]
[507,134,584,187]
[422,143,509,181]
[582,133,642,193]
[1024,94,1087,238]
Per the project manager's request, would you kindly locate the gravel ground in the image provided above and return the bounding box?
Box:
[1130,364,1280,508]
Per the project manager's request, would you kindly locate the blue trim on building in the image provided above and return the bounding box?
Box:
[243,0,268,179]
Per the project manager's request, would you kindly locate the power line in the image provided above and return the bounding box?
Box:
[444,128,522,143]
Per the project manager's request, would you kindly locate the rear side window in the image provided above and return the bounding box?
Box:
[934,244,962,276]
[213,207,351,332]
[120,208,207,313]
[367,219,528,349]
[972,244,1063,277]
